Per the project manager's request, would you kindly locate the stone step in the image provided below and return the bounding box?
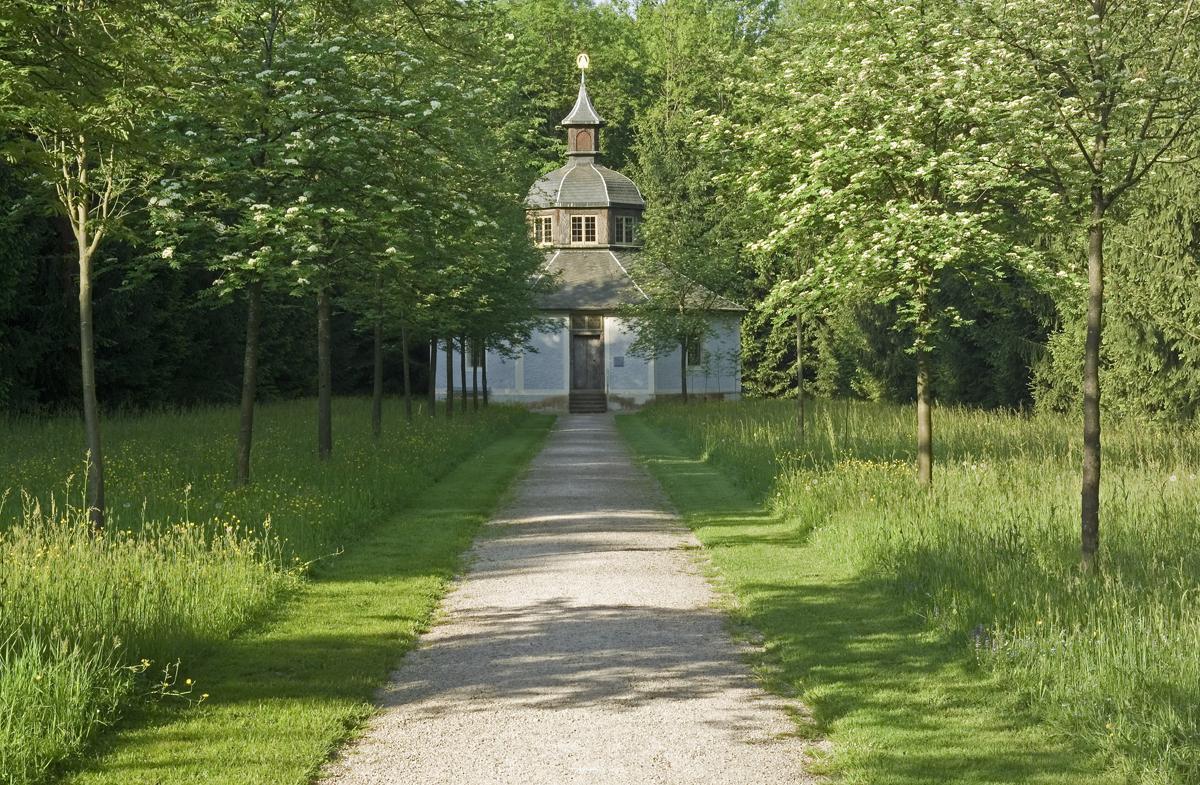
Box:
[569,391,608,413]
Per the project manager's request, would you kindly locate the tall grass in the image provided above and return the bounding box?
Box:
[0,398,530,785]
[637,399,1200,784]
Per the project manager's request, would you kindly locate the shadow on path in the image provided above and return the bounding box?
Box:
[618,415,1115,785]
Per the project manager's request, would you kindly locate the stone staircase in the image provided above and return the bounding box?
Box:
[568,391,608,414]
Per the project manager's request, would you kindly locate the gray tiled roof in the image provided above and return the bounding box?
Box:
[537,249,646,309]
[526,161,645,209]
[536,249,745,312]
[562,78,603,126]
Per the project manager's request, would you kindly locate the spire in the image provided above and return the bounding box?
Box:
[559,53,604,126]
[562,53,603,158]
[561,73,604,126]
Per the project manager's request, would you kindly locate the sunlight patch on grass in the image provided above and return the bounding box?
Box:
[59,415,553,785]
[619,413,1117,785]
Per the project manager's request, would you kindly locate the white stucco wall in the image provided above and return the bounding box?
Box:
[441,312,740,408]
[605,317,653,403]
[652,314,742,398]
[440,317,569,409]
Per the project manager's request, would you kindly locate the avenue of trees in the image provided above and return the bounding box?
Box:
[622,0,1200,565]
[1,0,559,525]
[4,0,1200,558]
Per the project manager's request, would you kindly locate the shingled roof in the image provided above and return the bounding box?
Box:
[526,161,645,209]
[536,249,745,312]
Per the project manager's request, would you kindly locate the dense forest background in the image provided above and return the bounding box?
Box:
[2,0,1198,420]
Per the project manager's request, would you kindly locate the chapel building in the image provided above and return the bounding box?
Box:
[441,59,743,412]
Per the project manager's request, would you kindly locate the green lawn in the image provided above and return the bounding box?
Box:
[618,413,1117,785]
[58,414,552,785]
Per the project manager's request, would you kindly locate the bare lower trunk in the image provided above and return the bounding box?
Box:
[445,337,454,418]
[916,344,933,488]
[401,322,413,421]
[428,337,438,417]
[78,246,105,530]
[372,320,383,439]
[471,340,479,411]
[680,340,689,403]
[796,315,805,441]
[1081,199,1105,568]
[459,336,467,413]
[236,281,263,486]
[317,287,332,460]
[482,354,489,406]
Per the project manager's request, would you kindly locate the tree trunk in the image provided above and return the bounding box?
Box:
[445,336,454,418]
[1081,197,1105,568]
[372,321,383,439]
[482,353,489,406]
[916,343,933,488]
[77,244,105,530]
[401,321,413,422]
[459,335,467,413]
[427,336,438,417]
[317,286,333,460]
[235,281,263,486]
[680,340,689,403]
[471,339,479,411]
[796,315,805,441]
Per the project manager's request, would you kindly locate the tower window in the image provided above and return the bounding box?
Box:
[571,215,597,244]
[615,216,638,244]
[532,216,553,245]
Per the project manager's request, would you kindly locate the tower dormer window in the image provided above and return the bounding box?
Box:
[615,215,638,244]
[532,216,553,245]
[571,215,597,244]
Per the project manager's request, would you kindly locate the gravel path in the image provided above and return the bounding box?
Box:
[321,414,816,784]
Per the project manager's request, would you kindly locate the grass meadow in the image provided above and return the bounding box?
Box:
[622,400,1200,784]
[0,399,532,785]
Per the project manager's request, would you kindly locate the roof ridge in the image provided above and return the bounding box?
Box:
[556,162,579,205]
[589,162,610,203]
[609,249,648,301]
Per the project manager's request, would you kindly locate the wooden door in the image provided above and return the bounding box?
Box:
[571,334,604,390]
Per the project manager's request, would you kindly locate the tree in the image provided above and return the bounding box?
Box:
[969,0,1200,565]
[8,1,166,527]
[738,0,1055,486]
[623,0,763,402]
[149,0,464,474]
